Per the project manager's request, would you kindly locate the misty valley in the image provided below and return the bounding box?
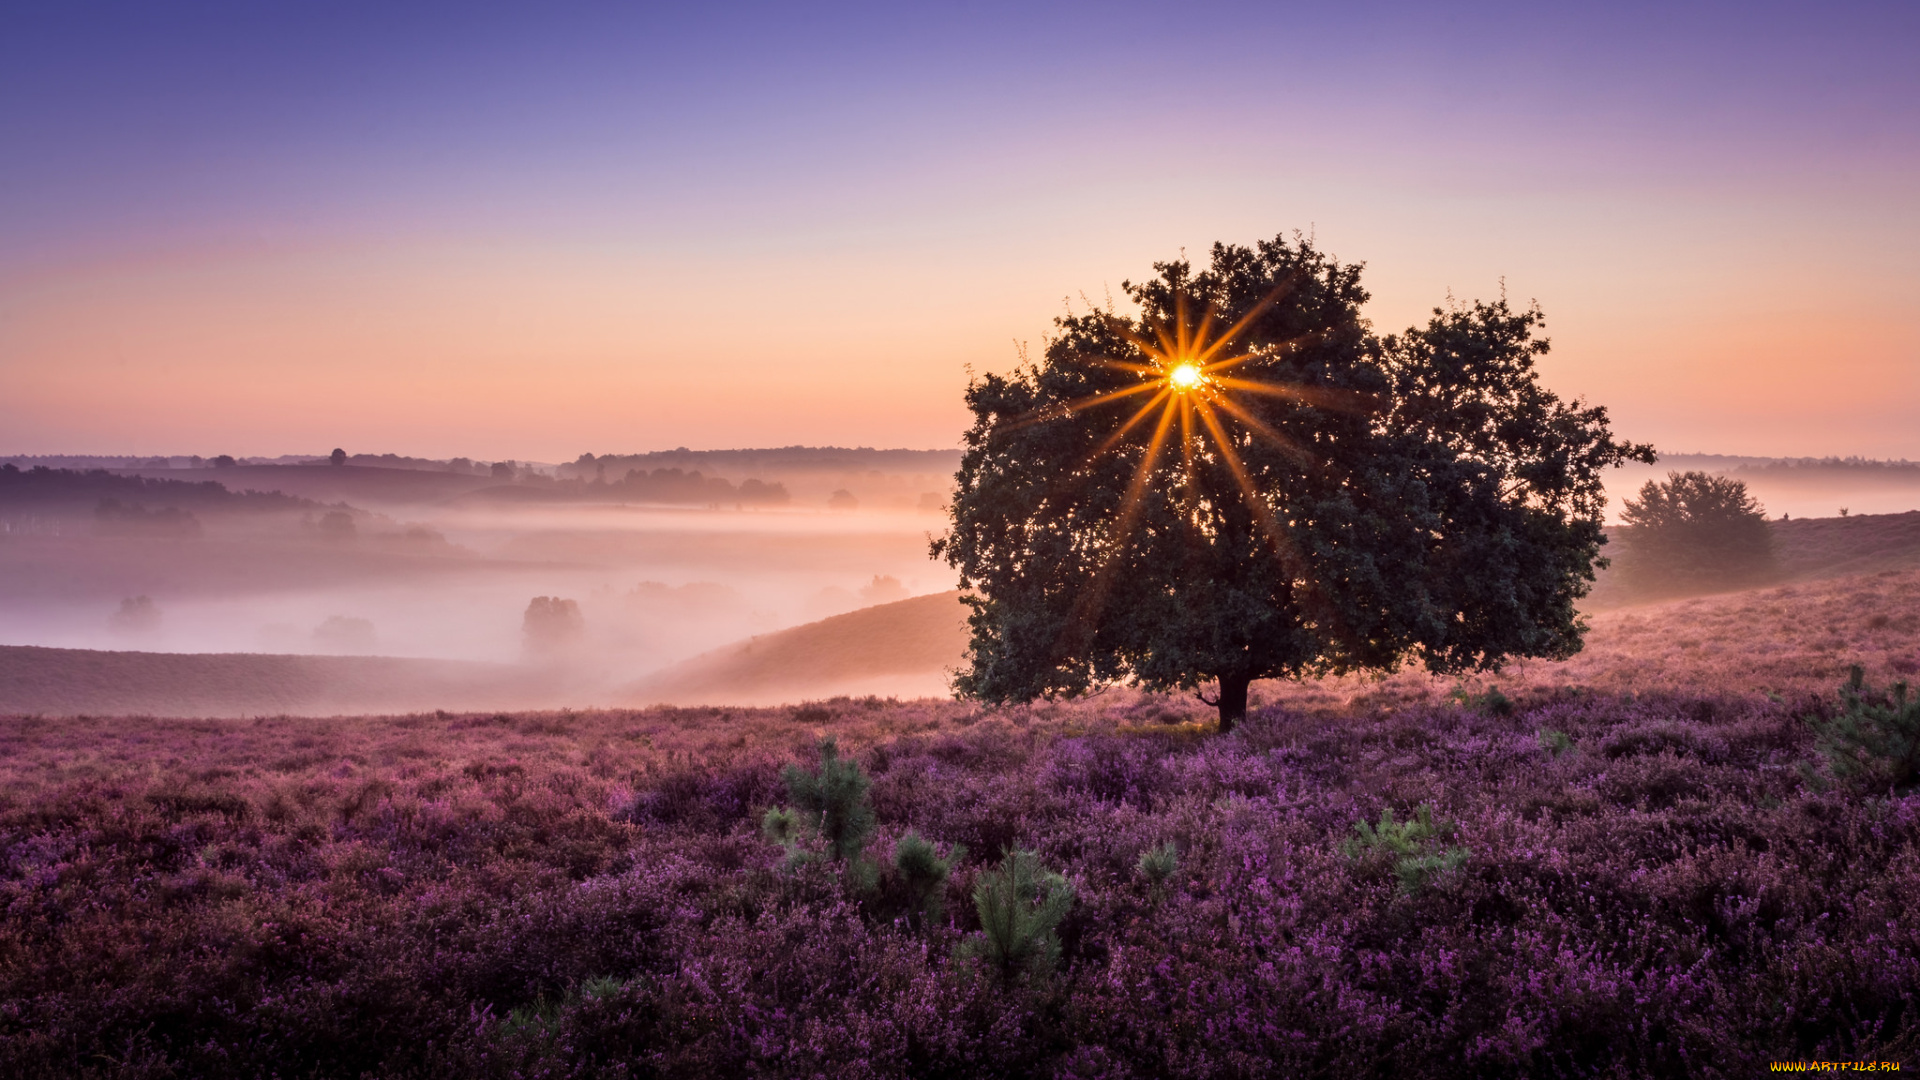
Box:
[0,449,965,714]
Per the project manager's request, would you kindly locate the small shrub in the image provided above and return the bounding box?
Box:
[1342,803,1468,894]
[1135,841,1179,901]
[1449,684,1513,717]
[1618,470,1776,593]
[1806,665,1920,793]
[1537,728,1577,758]
[778,736,875,862]
[884,829,965,927]
[1600,721,1721,761]
[959,848,1075,981]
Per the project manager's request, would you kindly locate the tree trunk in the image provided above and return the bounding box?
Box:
[1215,673,1251,734]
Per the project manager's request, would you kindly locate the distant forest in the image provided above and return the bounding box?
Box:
[561,446,963,480]
[1659,454,1920,483]
[0,466,316,512]
[526,468,786,505]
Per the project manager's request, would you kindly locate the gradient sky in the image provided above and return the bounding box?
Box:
[3,1,1916,460]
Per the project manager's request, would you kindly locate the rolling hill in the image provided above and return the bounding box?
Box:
[625,590,971,705]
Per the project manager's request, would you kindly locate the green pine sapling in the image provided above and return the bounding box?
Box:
[1342,803,1469,894]
[763,737,877,882]
[1135,841,1179,903]
[889,829,965,928]
[959,848,1075,981]
[1806,665,1920,794]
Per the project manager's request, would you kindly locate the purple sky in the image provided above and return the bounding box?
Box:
[3,1,1916,459]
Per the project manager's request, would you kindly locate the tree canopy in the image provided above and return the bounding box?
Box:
[1618,470,1774,593]
[934,234,1654,729]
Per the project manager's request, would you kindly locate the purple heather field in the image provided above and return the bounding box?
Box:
[1,686,1914,1078]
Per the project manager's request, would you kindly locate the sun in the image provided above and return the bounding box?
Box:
[1025,276,1330,564]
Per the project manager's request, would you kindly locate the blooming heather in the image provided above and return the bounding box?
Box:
[0,690,1915,1077]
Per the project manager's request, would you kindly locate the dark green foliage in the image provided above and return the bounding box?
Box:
[1342,803,1469,894]
[778,736,875,863]
[1807,665,1920,793]
[1619,470,1776,593]
[959,848,1075,981]
[936,233,1653,730]
[885,830,964,927]
[1451,684,1514,717]
[764,737,879,889]
[1538,727,1577,758]
[1135,841,1178,902]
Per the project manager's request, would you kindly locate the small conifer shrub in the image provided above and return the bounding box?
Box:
[1342,803,1469,894]
[887,830,965,928]
[959,848,1076,981]
[765,737,875,862]
[1806,665,1920,793]
[1450,684,1514,716]
[1135,841,1179,902]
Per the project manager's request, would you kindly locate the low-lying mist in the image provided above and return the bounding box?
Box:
[0,459,956,709]
[5,449,1920,715]
[1,508,942,664]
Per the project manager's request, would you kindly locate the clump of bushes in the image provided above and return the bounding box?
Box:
[765,738,965,923]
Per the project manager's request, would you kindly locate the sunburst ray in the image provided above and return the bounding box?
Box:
[1090,388,1173,460]
[1009,277,1332,611]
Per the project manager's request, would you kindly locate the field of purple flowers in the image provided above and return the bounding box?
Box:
[2,687,1916,1077]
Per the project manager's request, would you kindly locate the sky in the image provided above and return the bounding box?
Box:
[3,0,1916,461]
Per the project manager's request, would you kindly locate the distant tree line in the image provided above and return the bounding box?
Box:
[541,466,790,506]
[561,447,961,480]
[93,500,203,538]
[0,465,315,513]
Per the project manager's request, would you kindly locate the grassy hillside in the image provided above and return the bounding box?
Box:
[0,646,563,717]
[8,511,1914,718]
[626,515,1920,709]
[628,591,970,705]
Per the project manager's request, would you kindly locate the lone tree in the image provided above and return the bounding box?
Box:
[1618,470,1774,593]
[934,234,1653,730]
